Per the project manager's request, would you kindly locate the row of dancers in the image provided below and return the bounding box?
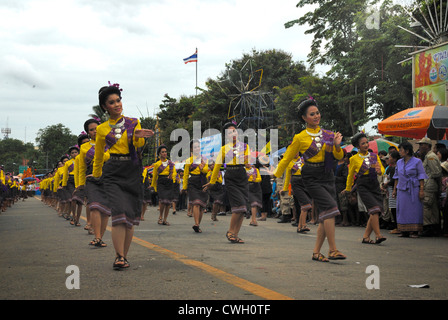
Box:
[34,82,398,268]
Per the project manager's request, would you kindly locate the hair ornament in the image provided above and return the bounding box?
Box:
[108,81,123,92]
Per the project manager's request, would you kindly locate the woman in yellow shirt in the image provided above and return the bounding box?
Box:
[91,83,154,270]
[54,156,69,218]
[274,98,345,262]
[62,145,80,225]
[203,122,251,243]
[283,153,312,233]
[151,145,176,226]
[206,156,225,222]
[246,163,262,226]
[183,139,209,233]
[344,132,386,244]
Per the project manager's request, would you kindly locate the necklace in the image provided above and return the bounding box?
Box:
[358,152,371,166]
[306,128,323,149]
[109,117,125,139]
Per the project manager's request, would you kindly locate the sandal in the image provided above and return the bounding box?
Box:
[328,249,347,260]
[226,231,245,243]
[162,220,170,226]
[362,238,375,244]
[113,255,130,270]
[92,238,107,247]
[249,222,258,226]
[158,218,163,224]
[192,225,202,233]
[375,236,387,244]
[297,227,309,233]
[312,252,329,262]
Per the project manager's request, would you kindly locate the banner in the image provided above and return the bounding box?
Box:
[414,43,448,89]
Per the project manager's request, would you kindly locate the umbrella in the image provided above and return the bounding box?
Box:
[377,105,448,140]
[343,138,399,154]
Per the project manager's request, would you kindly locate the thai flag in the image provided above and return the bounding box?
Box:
[183,50,197,64]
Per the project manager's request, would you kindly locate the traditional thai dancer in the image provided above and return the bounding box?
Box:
[62,145,80,225]
[246,163,262,226]
[79,118,111,247]
[283,153,312,233]
[203,122,251,243]
[344,132,386,244]
[206,157,225,221]
[91,82,154,270]
[274,99,346,262]
[151,145,176,226]
[183,139,209,233]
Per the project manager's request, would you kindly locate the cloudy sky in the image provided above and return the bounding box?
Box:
[0,0,323,144]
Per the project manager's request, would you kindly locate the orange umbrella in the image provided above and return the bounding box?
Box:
[377,105,448,140]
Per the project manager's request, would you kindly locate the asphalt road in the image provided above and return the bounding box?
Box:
[1,197,447,307]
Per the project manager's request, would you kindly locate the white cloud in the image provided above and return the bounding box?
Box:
[0,0,314,144]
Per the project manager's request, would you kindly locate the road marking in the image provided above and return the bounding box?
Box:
[79,214,293,300]
[131,235,294,300]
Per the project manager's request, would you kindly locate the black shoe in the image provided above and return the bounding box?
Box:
[277,215,292,223]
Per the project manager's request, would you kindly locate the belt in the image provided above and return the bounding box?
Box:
[225,165,244,170]
[110,154,131,161]
[304,161,325,167]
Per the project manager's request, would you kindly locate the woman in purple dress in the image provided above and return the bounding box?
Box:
[392,141,427,238]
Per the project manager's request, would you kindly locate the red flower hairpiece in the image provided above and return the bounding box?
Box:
[108,81,123,92]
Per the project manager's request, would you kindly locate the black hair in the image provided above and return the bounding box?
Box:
[190,139,200,151]
[98,86,122,112]
[60,155,69,162]
[77,133,89,147]
[378,150,387,156]
[389,150,400,160]
[351,132,367,148]
[222,122,237,132]
[297,99,318,123]
[398,141,414,157]
[68,146,79,154]
[84,118,100,133]
[157,145,167,156]
[437,148,448,162]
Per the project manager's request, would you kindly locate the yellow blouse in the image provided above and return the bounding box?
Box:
[206,164,222,184]
[77,141,110,187]
[0,170,5,184]
[246,166,261,183]
[346,152,385,192]
[92,116,145,178]
[209,142,251,184]
[150,160,177,192]
[53,166,65,192]
[274,127,343,178]
[62,158,76,187]
[182,155,209,190]
[283,156,303,192]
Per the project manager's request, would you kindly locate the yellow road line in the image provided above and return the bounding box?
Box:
[131,235,294,300]
[76,213,293,300]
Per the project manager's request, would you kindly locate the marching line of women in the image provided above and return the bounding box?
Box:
[9,85,443,270]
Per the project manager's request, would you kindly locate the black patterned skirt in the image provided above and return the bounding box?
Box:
[301,163,340,222]
[248,182,262,208]
[86,157,142,228]
[188,174,208,208]
[157,175,173,205]
[291,175,312,211]
[223,166,248,214]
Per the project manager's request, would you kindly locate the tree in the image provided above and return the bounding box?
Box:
[35,124,77,170]
[285,0,419,136]
[0,138,37,175]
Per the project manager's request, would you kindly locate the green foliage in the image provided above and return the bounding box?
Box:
[35,124,77,171]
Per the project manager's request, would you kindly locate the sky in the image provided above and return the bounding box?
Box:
[0,0,327,144]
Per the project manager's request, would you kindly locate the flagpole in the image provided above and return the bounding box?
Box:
[195,47,198,97]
